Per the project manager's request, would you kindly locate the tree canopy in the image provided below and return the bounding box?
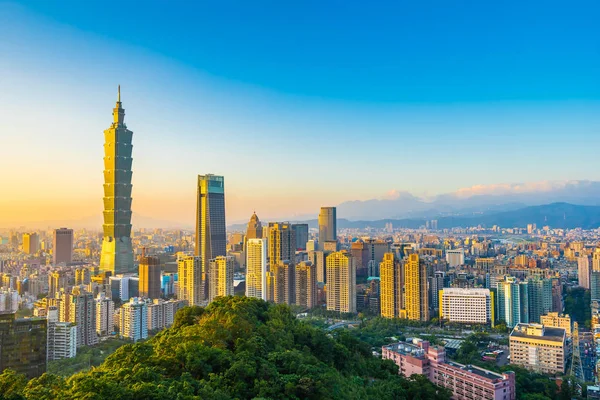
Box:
[0,296,451,400]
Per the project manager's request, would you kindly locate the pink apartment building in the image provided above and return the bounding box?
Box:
[382,340,515,400]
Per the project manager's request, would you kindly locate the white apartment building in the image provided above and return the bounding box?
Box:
[445,249,465,267]
[95,292,115,337]
[120,297,148,342]
[439,288,493,325]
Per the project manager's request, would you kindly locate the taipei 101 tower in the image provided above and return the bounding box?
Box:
[99,86,134,275]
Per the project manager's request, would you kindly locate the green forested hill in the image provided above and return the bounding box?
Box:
[0,297,451,400]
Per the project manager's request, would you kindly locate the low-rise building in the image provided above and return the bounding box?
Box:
[382,339,516,400]
[540,312,571,335]
[509,323,567,375]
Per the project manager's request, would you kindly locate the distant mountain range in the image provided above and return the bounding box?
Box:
[229,203,600,231]
[336,180,600,220]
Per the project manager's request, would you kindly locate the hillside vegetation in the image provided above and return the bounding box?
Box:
[0,296,451,400]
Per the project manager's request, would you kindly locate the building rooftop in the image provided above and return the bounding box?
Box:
[383,342,426,358]
[442,288,490,296]
[510,323,566,342]
[446,361,505,382]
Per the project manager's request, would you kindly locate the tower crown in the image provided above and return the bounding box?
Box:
[113,85,125,126]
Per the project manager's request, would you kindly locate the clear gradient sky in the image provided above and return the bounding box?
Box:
[1,1,599,227]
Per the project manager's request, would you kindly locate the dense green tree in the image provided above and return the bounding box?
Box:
[1,297,451,399]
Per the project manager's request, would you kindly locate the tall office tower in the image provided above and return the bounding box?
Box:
[246,212,263,241]
[578,256,591,289]
[295,261,317,309]
[195,174,226,279]
[100,87,135,275]
[177,255,203,306]
[527,277,552,323]
[380,253,403,319]
[23,232,39,254]
[326,252,356,313]
[445,249,465,267]
[138,255,161,299]
[208,256,234,302]
[318,207,336,250]
[47,307,77,361]
[292,224,309,251]
[0,312,47,379]
[53,228,73,265]
[48,271,67,298]
[95,292,114,337]
[429,271,446,310]
[404,254,429,321]
[120,297,148,342]
[246,238,267,300]
[270,261,295,305]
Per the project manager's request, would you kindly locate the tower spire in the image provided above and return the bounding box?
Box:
[118,85,121,102]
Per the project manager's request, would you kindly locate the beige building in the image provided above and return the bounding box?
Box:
[246,238,267,301]
[540,312,572,335]
[268,261,295,305]
[380,253,403,319]
[318,207,336,251]
[326,252,356,313]
[208,256,234,302]
[404,254,429,321]
[177,255,204,306]
[295,261,317,309]
[23,232,39,255]
[509,323,567,375]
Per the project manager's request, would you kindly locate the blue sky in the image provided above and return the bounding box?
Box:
[0,1,599,225]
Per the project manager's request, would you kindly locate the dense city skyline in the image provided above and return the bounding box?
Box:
[1,2,600,227]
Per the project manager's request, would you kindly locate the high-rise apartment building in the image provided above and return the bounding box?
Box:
[53,228,73,265]
[309,250,327,283]
[195,174,226,284]
[429,271,446,310]
[246,238,267,301]
[527,277,552,324]
[208,256,234,302]
[95,292,114,337]
[120,297,148,342]
[69,287,98,347]
[23,232,39,254]
[100,87,135,275]
[318,207,336,251]
[48,271,67,298]
[268,223,296,303]
[75,267,91,286]
[47,307,77,361]
[138,255,161,299]
[439,288,493,325]
[578,256,591,289]
[268,222,296,264]
[177,255,204,306]
[509,323,566,374]
[497,277,528,328]
[380,253,403,319]
[404,254,429,322]
[269,261,295,305]
[147,299,187,331]
[326,252,356,313]
[295,261,317,309]
[0,313,47,379]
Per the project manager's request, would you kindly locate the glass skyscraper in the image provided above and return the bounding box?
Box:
[100,86,134,275]
[196,174,226,289]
